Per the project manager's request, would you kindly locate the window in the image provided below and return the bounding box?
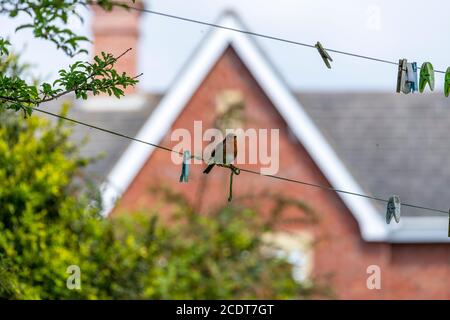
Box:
[263,232,313,283]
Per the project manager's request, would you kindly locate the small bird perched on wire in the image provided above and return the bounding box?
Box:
[203,133,238,174]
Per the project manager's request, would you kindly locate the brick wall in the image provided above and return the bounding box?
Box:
[112,47,450,299]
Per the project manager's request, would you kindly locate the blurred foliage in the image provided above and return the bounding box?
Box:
[0,0,139,116]
[140,187,319,299]
[0,107,321,299]
[0,107,157,299]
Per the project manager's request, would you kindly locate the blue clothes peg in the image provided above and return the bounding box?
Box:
[407,62,418,93]
[179,151,190,183]
[397,59,418,94]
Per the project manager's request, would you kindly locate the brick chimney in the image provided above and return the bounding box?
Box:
[92,1,143,94]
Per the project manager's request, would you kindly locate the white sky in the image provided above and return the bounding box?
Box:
[1,0,450,92]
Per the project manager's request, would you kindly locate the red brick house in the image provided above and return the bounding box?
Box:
[65,6,449,299]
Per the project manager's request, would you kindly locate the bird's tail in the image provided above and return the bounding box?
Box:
[203,164,215,174]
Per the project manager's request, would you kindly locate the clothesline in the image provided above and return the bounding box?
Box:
[120,4,447,74]
[32,107,449,216]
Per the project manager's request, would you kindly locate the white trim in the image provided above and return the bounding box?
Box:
[386,216,450,243]
[100,13,449,243]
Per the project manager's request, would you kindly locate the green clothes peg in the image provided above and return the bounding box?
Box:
[419,62,435,93]
[315,41,333,69]
[444,68,450,97]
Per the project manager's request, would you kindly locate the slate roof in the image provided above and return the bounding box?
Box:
[298,92,450,217]
[40,91,449,217]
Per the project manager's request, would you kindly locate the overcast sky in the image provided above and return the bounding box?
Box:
[2,0,450,92]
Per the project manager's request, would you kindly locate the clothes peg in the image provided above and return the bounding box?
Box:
[315,42,333,69]
[419,62,435,93]
[396,59,408,93]
[448,209,450,237]
[179,151,190,183]
[397,59,418,94]
[444,68,450,97]
[386,195,401,224]
[407,62,418,93]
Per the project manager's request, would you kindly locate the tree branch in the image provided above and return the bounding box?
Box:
[0,48,141,106]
